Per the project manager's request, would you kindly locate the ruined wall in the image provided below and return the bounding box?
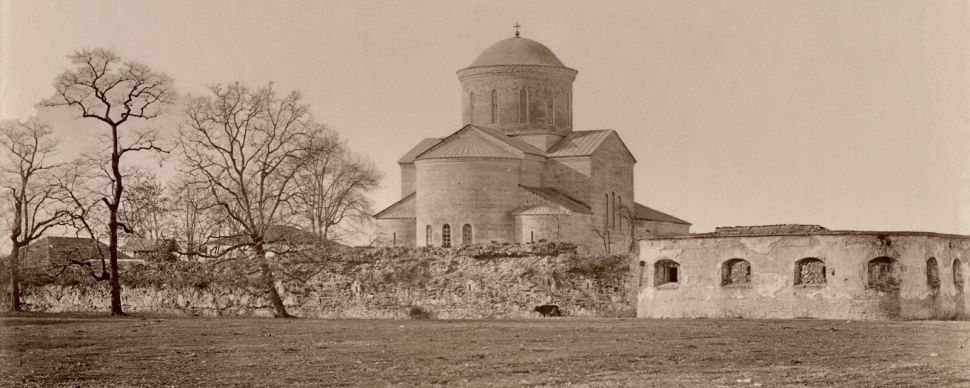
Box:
[638,233,970,320]
[11,250,636,319]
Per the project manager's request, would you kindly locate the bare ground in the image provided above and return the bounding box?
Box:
[2,313,969,387]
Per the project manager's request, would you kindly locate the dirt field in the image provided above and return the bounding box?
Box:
[2,314,969,387]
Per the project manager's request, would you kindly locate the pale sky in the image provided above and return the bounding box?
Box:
[1,0,968,235]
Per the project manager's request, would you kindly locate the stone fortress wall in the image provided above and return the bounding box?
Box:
[9,248,636,319]
[637,229,970,320]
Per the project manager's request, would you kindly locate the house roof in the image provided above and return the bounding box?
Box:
[22,236,133,264]
[122,238,179,253]
[519,185,592,214]
[546,130,636,162]
[398,138,443,164]
[373,193,416,219]
[208,225,323,246]
[634,202,690,225]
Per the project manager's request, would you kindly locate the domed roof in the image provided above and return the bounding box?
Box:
[468,37,567,68]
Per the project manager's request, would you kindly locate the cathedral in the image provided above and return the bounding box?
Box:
[374,32,690,252]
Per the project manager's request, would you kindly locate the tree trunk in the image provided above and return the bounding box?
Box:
[256,244,291,318]
[108,125,125,317]
[8,241,22,312]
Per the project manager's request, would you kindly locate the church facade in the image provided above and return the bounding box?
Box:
[374,34,690,252]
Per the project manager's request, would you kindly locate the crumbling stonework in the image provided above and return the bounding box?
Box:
[10,249,637,319]
[638,231,970,320]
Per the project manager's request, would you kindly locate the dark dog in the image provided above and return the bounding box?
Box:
[534,304,562,317]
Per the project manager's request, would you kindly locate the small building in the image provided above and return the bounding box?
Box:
[637,225,969,320]
[121,238,180,262]
[21,236,138,268]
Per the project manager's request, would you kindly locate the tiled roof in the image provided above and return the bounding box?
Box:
[208,225,323,246]
[519,185,592,214]
[546,130,636,162]
[418,130,520,159]
[398,138,442,164]
[373,193,416,219]
[469,125,544,156]
[634,202,690,225]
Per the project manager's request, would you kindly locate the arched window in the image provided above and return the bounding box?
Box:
[491,89,498,124]
[566,93,571,126]
[550,91,555,125]
[611,192,616,230]
[442,224,451,248]
[926,257,940,290]
[392,232,396,247]
[468,92,475,123]
[721,259,751,286]
[868,257,899,289]
[618,195,622,231]
[425,225,432,246]
[462,224,472,246]
[604,193,609,230]
[519,88,528,123]
[954,259,964,290]
[655,260,680,286]
[795,258,826,285]
[530,231,534,243]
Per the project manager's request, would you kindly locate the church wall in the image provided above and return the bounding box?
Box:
[591,136,635,242]
[519,155,545,187]
[400,164,416,196]
[377,219,416,248]
[543,157,592,205]
[637,220,690,237]
[516,213,593,248]
[638,233,970,320]
[415,158,523,246]
[458,66,576,136]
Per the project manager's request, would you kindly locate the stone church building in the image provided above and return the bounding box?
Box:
[374,33,689,251]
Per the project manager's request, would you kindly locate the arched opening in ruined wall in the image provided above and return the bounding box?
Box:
[655,260,680,286]
[462,224,473,246]
[867,257,899,290]
[795,258,826,285]
[926,257,940,291]
[721,259,751,286]
[953,259,964,291]
[442,224,451,248]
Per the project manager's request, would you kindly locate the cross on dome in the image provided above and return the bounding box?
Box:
[514,22,521,37]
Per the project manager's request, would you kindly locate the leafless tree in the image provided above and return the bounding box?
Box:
[616,204,640,253]
[52,160,111,282]
[179,82,321,318]
[119,169,171,241]
[0,118,67,311]
[592,225,616,255]
[293,129,381,242]
[39,48,175,316]
[167,175,226,261]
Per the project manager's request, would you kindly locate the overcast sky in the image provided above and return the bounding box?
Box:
[1,0,968,235]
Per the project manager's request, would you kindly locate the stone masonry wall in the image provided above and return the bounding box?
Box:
[10,249,636,319]
[638,233,970,320]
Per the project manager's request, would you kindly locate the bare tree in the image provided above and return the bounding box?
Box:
[179,83,321,318]
[616,204,640,254]
[39,48,175,316]
[119,169,171,240]
[0,118,67,311]
[293,130,381,242]
[168,175,225,261]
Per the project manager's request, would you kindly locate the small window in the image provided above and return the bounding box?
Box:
[468,92,475,123]
[425,225,432,246]
[530,231,534,243]
[519,88,528,123]
[550,91,555,125]
[566,93,571,125]
[954,259,964,290]
[491,90,498,124]
[795,258,826,285]
[655,260,680,286]
[927,257,940,290]
[393,232,396,247]
[462,224,472,246]
[442,224,451,248]
[867,257,899,289]
[722,259,751,286]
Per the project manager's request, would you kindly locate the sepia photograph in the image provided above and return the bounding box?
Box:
[1,0,968,386]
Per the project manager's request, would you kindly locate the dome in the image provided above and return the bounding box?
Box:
[468,37,567,68]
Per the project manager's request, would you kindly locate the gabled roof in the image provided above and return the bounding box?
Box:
[415,125,544,160]
[519,185,592,214]
[23,236,134,264]
[634,202,690,225]
[122,238,180,253]
[398,138,442,164]
[546,130,636,162]
[373,193,416,219]
[208,225,323,246]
